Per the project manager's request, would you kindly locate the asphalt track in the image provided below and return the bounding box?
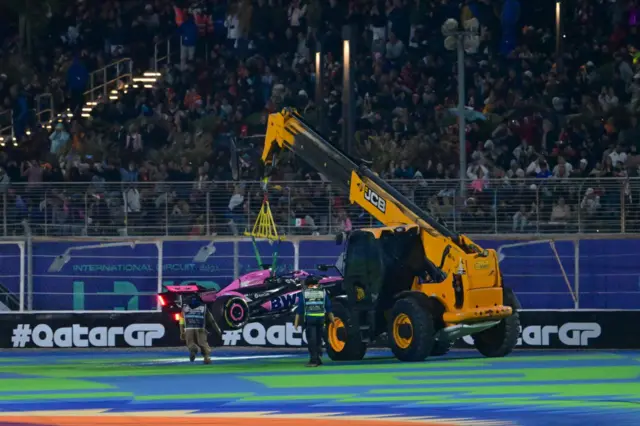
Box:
[0,349,639,426]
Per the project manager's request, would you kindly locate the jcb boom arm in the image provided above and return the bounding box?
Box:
[261,108,489,277]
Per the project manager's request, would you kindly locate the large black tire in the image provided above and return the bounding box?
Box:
[325,300,367,361]
[388,297,435,362]
[211,296,250,330]
[430,339,452,356]
[472,290,520,358]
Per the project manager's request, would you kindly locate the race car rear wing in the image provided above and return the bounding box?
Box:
[163,285,201,293]
[159,284,208,310]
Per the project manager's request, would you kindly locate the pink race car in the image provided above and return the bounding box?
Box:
[158,266,342,329]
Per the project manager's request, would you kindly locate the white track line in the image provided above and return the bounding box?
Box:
[146,354,294,363]
[0,410,513,425]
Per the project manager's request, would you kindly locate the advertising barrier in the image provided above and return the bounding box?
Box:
[2,310,638,350]
[2,237,639,312]
[218,310,640,350]
[455,310,640,349]
[1,312,180,349]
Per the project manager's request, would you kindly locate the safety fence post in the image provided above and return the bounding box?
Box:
[574,239,580,309]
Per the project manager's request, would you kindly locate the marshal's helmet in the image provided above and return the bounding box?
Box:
[304,275,320,289]
[189,294,202,308]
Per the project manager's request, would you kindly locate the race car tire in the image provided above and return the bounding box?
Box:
[325,300,366,361]
[212,296,250,330]
[388,297,435,362]
[471,289,521,358]
[430,339,452,356]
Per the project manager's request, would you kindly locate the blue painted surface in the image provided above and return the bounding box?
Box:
[0,349,638,426]
[303,239,640,309]
[0,243,21,295]
[1,238,638,310]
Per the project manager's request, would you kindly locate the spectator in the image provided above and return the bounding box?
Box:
[10,86,28,140]
[369,3,387,43]
[553,157,573,177]
[49,123,70,155]
[21,160,43,187]
[550,197,571,223]
[66,55,89,114]
[121,161,139,183]
[125,125,143,163]
[608,144,628,167]
[581,188,601,218]
[288,0,307,30]
[385,32,404,61]
[179,14,198,69]
[238,0,254,51]
[228,185,245,235]
[0,166,10,194]
[335,209,352,232]
[501,0,520,55]
[225,3,241,49]
[513,203,534,232]
[598,86,619,111]
[6,0,640,237]
[306,0,323,35]
[124,183,141,213]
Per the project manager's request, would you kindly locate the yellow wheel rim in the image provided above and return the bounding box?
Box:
[328,318,346,352]
[393,313,413,349]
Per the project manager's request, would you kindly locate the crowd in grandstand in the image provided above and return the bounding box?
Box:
[0,0,639,236]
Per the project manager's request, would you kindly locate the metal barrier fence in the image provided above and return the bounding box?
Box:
[0,177,636,237]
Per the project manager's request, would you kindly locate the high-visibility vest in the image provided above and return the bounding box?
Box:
[183,304,206,329]
[174,6,186,26]
[303,288,326,318]
[194,12,214,36]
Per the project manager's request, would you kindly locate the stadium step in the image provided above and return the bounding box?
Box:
[80,70,161,118]
[14,67,163,125]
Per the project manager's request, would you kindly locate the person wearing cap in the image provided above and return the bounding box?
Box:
[179,294,221,364]
[294,275,336,367]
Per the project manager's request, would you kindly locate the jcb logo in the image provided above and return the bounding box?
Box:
[364,187,386,213]
[474,260,489,270]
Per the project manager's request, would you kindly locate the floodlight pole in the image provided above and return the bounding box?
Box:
[315,41,325,135]
[443,22,478,199]
[555,1,562,57]
[457,35,466,198]
[555,1,563,72]
[342,25,356,156]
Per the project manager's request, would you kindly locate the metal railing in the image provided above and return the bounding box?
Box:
[0,93,55,145]
[35,93,55,126]
[85,58,134,102]
[0,109,12,141]
[0,177,637,237]
[153,35,182,72]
